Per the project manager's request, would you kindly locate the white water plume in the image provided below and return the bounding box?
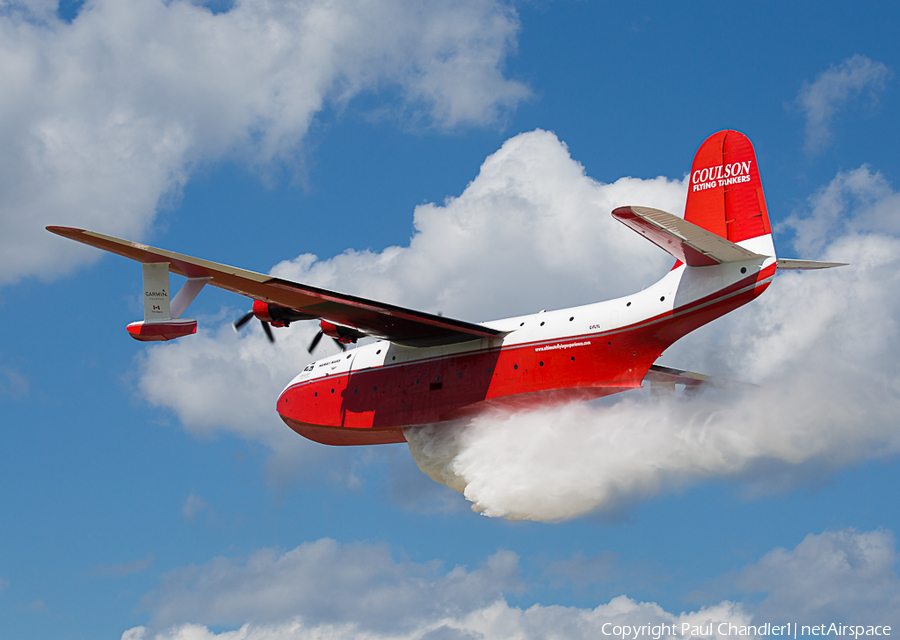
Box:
[405,368,899,521]
[405,221,900,521]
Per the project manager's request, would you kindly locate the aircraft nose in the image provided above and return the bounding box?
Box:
[277,386,297,421]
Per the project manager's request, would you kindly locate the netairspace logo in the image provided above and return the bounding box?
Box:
[604,622,892,640]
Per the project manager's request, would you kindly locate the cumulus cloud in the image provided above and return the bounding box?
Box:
[783,165,900,256]
[267,130,683,320]
[406,159,900,520]
[141,538,523,631]
[795,54,891,154]
[123,528,900,639]
[124,599,751,640]
[736,529,900,625]
[137,130,685,481]
[0,0,528,286]
[137,308,358,483]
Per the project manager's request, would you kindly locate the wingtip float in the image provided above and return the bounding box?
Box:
[48,130,845,446]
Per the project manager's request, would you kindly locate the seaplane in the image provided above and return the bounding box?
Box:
[48,130,842,446]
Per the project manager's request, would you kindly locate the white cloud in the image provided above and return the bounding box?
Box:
[0,0,528,286]
[783,166,900,256]
[736,529,900,625]
[796,54,891,154]
[181,492,208,522]
[123,529,900,639]
[124,599,751,640]
[136,310,359,485]
[268,130,683,320]
[141,538,523,631]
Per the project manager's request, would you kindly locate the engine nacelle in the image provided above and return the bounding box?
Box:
[252,300,315,327]
[320,320,365,344]
[126,319,197,342]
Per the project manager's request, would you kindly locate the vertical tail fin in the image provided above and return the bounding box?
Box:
[686,130,774,255]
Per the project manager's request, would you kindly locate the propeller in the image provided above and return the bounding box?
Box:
[235,303,360,352]
[308,329,346,354]
[233,310,275,343]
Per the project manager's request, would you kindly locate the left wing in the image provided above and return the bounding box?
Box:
[47,226,504,347]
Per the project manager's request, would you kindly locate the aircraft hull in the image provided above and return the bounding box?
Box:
[277,265,774,445]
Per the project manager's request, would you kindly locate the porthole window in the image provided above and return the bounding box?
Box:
[392,356,396,361]
[458,372,463,378]
[373,386,378,391]
[626,301,631,307]
[331,388,334,394]
[607,341,612,346]
[520,322,525,327]
[314,392,318,397]
[415,379,419,384]
[570,356,575,361]
[376,349,381,354]
[660,296,665,302]
[539,361,544,367]
[540,321,545,326]
[741,267,747,274]
[435,375,440,381]
[569,316,574,321]
[513,364,519,370]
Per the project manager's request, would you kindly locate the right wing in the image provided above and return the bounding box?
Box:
[47,226,505,347]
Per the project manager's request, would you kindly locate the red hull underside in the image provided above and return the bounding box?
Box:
[278,269,773,445]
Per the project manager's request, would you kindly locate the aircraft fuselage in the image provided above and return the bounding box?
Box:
[277,258,776,445]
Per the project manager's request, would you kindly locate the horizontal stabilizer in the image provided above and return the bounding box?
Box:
[644,364,755,390]
[776,259,847,270]
[612,206,768,266]
[643,364,710,387]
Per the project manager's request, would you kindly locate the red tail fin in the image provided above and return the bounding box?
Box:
[685,130,772,244]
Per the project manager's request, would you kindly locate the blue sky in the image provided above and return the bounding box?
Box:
[2,1,900,638]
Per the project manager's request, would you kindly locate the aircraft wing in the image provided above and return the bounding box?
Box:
[47,226,504,347]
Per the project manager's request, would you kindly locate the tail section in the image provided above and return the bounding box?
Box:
[614,130,846,271]
[686,130,774,255]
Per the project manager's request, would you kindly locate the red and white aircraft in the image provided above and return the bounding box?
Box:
[48,130,841,446]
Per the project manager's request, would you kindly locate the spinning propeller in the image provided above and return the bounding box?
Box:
[307,328,346,354]
[233,301,363,353]
[233,309,275,343]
